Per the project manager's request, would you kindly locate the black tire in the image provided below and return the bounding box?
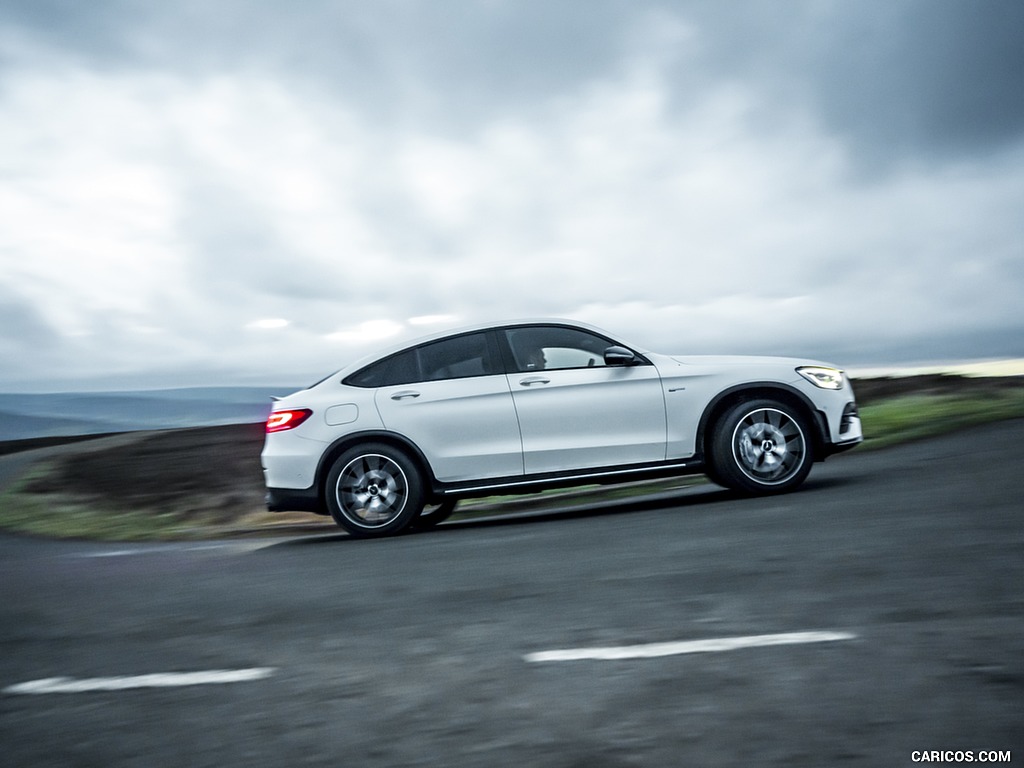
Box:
[710,399,814,494]
[325,443,425,537]
[702,457,729,489]
[409,499,458,530]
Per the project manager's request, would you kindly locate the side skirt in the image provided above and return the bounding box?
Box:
[432,458,705,500]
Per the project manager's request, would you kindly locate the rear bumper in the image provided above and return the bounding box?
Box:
[265,486,323,514]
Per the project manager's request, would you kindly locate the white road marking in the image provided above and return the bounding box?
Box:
[79,549,149,558]
[524,631,857,663]
[73,542,268,559]
[3,668,276,695]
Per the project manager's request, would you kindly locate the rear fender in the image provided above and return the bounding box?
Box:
[314,430,438,500]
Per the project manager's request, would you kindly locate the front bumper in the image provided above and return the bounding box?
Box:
[821,401,862,457]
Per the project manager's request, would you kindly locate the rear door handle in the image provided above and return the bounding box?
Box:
[390,390,421,400]
[518,376,550,386]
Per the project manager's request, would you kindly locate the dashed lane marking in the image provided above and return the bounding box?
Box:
[72,541,277,558]
[524,631,857,663]
[3,668,277,695]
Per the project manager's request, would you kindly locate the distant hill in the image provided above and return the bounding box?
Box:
[0,410,108,441]
[0,386,301,441]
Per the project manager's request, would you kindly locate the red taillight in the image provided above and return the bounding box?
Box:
[266,408,313,433]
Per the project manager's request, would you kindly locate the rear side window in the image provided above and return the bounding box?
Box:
[345,332,497,387]
[418,332,495,381]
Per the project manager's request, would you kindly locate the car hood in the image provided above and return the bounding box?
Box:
[666,354,830,368]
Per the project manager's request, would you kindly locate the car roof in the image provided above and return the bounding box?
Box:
[325,318,650,383]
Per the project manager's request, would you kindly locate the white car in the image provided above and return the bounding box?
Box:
[262,320,862,537]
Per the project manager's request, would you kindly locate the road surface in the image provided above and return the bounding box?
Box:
[1,421,1022,766]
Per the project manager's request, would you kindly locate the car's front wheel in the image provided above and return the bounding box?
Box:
[710,399,813,494]
[325,444,425,537]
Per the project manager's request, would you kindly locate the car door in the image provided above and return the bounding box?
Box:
[502,326,667,474]
[372,331,524,482]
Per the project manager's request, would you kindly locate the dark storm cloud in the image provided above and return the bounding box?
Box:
[0,0,144,70]
[9,1,1022,162]
[666,0,1024,168]
[802,1,1024,164]
[847,324,1024,366]
[2,0,628,129]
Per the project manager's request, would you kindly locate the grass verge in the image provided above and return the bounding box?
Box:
[0,462,209,541]
[858,390,1024,449]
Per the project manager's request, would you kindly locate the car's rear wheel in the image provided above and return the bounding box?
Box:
[711,399,813,494]
[410,499,458,530]
[325,444,425,537]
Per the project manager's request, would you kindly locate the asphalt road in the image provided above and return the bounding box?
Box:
[1,421,1022,767]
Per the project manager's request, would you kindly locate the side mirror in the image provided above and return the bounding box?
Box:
[604,346,636,366]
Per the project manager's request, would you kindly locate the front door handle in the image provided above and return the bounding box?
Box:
[518,376,550,386]
[390,390,421,400]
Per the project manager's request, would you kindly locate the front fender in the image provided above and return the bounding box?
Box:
[694,383,829,460]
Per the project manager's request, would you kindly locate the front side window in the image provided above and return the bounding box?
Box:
[504,326,624,372]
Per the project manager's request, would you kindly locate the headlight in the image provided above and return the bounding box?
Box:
[796,366,845,390]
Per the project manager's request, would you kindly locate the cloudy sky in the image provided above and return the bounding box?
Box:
[2,0,1023,390]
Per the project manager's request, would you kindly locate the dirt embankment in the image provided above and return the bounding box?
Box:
[18,423,270,526]
[850,373,1024,405]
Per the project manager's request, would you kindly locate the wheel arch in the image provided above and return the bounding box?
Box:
[315,430,439,505]
[696,383,828,462]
